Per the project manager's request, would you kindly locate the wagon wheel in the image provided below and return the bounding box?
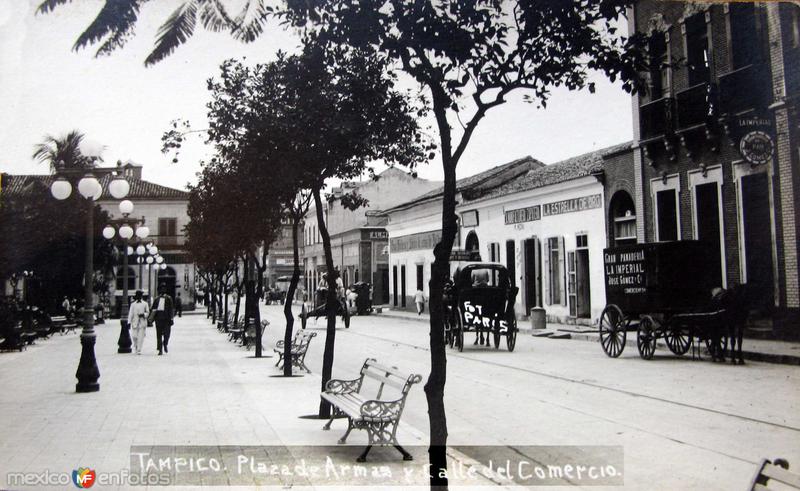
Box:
[506,317,517,352]
[456,309,465,352]
[300,303,307,329]
[664,326,691,356]
[636,315,657,360]
[599,304,626,358]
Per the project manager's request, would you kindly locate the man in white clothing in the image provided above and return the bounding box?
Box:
[127,290,149,355]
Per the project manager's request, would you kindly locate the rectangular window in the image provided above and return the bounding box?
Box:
[416,264,424,291]
[648,31,668,99]
[656,190,679,241]
[567,251,577,317]
[547,237,564,305]
[686,13,710,86]
[158,217,178,246]
[730,3,761,69]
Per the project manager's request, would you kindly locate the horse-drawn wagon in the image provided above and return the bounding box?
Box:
[443,262,519,352]
[599,241,746,362]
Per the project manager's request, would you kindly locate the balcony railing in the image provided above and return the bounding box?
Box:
[675,83,714,130]
[639,96,675,141]
[151,234,184,248]
[718,63,771,116]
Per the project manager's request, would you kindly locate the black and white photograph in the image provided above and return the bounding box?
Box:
[0,0,798,489]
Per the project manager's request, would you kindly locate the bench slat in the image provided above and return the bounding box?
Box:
[762,464,800,488]
[363,368,407,391]
[365,361,408,379]
[752,484,773,491]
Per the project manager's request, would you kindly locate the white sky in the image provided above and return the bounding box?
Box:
[0,0,634,191]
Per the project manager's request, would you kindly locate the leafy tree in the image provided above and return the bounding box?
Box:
[200,46,430,412]
[39,1,649,486]
[0,181,114,312]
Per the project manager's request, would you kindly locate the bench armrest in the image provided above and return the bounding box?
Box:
[275,340,286,349]
[360,399,403,420]
[325,377,362,394]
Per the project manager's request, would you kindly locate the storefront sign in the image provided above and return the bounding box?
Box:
[736,116,774,166]
[450,249,481,262]
[504,205,540,225]
[389,230,442,253]
[361,229,389,240]
[542,194,602,217]
[461,210,479,227]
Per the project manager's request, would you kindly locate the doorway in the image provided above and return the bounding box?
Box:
[400,265,407,308]
[741,173,774,311]
[568,235,591,318]
[694,182,724,287]
[157,267,177,300]
[523,238,541,314]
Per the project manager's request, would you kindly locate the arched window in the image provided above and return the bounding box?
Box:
[465,231,479,253]
[609,191,637,246]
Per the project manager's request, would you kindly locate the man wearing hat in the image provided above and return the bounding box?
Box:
[127,290,149,355]
[151,284,174,355]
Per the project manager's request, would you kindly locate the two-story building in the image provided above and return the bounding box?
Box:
[302,167,440,305]
[631,1,799,335]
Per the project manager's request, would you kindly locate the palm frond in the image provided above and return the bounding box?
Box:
[200,0,234,33]
[36,0,73,15]
[144,1,198,66]
[231,1,272,43]
[32,130,88,172]
[72,0,146,55]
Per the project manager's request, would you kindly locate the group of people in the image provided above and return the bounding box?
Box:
[126,285,176,356]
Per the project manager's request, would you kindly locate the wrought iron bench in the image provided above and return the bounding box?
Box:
[321,358,422,462]
[217,312,234,332]
[243,319,270,350]
[750,458,800,490]
[273,330,317,373]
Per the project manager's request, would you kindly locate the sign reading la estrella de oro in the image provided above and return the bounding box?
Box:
[736,115,774,166]
[542,194,602,217]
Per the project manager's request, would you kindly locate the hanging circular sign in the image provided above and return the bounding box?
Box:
[739,130,774,166]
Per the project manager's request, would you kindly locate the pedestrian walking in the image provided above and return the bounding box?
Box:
[150,285,174,355]
[414,289,425,315]
[127,290,149,355]
[175,293,183,317]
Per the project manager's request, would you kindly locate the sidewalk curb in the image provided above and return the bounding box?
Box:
[375,312,800,366]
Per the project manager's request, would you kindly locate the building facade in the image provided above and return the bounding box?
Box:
[302,168,440,305]
[3,162,195,312]
[385,148,636,325]
[632,1,799,335]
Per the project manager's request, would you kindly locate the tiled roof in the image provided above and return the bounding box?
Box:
[463,142,633,204]
[385,155,544,212]
[1,174,188,201]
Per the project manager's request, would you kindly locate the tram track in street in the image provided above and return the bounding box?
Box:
[341,326,800,434]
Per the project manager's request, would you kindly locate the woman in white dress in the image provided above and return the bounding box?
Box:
[127,290,150,355]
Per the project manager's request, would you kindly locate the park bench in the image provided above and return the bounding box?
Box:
[227,316,246,342]
[750,458,800,490]
[273,330,317,373]
[216,312,234,332]
[321,358,422,462]
[243,319,270,350]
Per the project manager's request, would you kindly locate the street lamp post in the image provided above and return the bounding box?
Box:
[50,165,112,393]
[103,202,149,354]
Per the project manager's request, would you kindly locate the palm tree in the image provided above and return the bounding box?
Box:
[32,130,93,171]
[36,1,268,66]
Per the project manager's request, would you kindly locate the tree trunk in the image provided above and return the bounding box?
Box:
[426,159,457,490]
[314,189,338,418]
[234,263,243,330]
[283,214,302,376]
[253,248,268,358]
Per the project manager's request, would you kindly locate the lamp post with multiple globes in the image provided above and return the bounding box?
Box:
[50,161,130,393]
[102,199,149,354]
